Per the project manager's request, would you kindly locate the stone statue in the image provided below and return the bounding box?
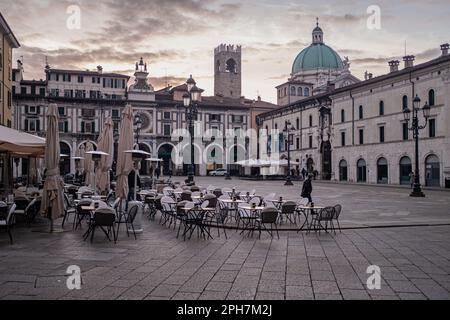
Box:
[343,56,350,69]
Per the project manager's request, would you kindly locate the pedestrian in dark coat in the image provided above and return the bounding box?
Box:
[301,174,313,204]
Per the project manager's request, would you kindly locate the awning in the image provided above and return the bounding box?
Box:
[0,125,46,156]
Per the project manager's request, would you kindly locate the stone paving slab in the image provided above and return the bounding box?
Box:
[1,180,450,300]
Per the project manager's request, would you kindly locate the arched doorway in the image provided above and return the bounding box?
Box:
[425,155,440,187]
[158,144,174,176]
[205,144,223,174]
[59,142,71,176]
[357,159,367,183]
[377,157,388,184]
[321,141,332,180]
[182,144,201,176]
[399,156,412,185]
[137,143,151,176]
[228,144,246,176]
[339,160,348,181]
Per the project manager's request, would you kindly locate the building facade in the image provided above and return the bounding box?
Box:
[0,12,20,128]
[12,45,277,179]
[258,43,450,188]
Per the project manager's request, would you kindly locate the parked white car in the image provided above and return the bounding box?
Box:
[209,168,228,176]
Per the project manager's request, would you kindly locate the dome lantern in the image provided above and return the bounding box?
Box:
[312,17,324,44]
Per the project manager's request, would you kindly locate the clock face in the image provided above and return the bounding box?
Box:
[138,111,152,133]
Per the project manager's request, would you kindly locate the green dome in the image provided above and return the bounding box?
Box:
[292,43,343,74]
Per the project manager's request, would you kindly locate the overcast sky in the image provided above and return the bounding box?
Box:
[2,0,449,103]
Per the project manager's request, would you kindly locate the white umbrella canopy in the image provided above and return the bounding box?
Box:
[96,117,114,194]
[115,104,135,200]
[40,104,64,221]
[269,159,301,167]
[84,142,95,188]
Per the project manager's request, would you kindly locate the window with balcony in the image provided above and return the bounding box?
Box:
[232,115,244,123]
[112,109,120,119]
[210,114,220,122]
[82,109,95,118]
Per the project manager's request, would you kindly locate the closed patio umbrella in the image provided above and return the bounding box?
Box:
[84,142,95,188]
[40,104,65,230]
[96,117,114,194]
[116,104,134,200]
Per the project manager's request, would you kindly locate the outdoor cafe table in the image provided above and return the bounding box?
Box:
[270,199,295,210]
[181,207,216,240]
[238,205,265,236]
[297,205,325,231]
[221,199,245,221]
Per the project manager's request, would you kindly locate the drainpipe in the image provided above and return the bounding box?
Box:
[350,90,355,145]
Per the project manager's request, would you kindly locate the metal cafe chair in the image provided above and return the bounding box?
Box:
[0,204,17,244]
[116,203,139,240]
[279,201,298,225]
[333,204,343,233]
[255,207,279,239]
[84,207,117,243]
[310,207,336,234]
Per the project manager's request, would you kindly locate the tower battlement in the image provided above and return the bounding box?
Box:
[215,44,242,55]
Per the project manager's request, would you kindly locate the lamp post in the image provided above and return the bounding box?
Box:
[403,94,431,197]
[283,120,296,186]
[183,75,201,184]
[134,114,143,146]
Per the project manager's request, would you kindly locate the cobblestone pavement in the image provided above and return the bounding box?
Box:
[0,179,449,300]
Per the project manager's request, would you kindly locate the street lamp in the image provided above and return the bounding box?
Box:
[134,114,143,146]
[403,94,431,197]
[283,120,296,186]
[183,75,200,184]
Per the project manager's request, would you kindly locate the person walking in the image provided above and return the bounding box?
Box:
[409,171,415,189]
[301,174,313,204]
[301,168,307,180]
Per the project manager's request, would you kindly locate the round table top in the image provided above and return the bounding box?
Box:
[221,199,246,203]
[240,206,265,211]
[299,205,325,210]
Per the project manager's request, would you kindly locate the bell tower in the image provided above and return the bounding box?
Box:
[214,44,242,98]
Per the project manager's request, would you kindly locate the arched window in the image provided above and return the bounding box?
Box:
[357,159,367,182]
[274,123,278,131]
[309,115,313,127]
[358,105,364,119]
[339,160,348,181]
[290,86,296,96]
[296,118,300,130]
[379,101,384,116]
[225,58,236,73]
[341,109,345,122]
[297,87,303,96]
[428,89,435,106]
[402,95,408,110]
[304,87,310,97]
[399,156,412,185]
[377,157,388,184]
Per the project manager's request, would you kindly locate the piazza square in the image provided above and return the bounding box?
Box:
[0,0,450,307]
